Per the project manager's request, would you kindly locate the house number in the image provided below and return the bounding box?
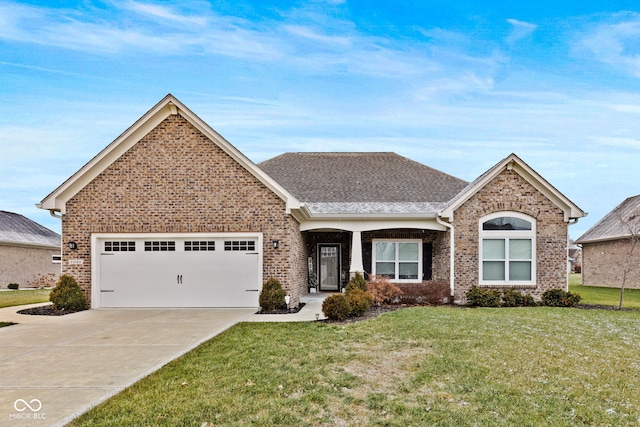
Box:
[68,259,84,265]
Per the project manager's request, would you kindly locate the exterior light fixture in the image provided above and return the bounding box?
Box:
[68,241,78,250]
[272,239,279,249]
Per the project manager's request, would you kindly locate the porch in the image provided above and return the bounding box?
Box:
[303,228,450,293]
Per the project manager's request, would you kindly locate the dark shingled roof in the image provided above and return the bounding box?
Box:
[258,153,468,214]
[0,211,60,248]
[576,195,640,243]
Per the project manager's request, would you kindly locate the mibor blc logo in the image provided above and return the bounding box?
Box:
[9,399,46,420]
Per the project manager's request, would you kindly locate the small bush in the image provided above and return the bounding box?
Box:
[8,283,19,290]
[347,288,373,316]
[366,275,403,305]
[396,281,451,305]
[322,294,350,321]
[50,275,86,311]
[466,286,502,307]
[259,277,287,311]
[501,289,536,307]
[542,289,581,307]
[344,272,367,294]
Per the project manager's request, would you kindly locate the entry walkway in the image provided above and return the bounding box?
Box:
[0,294,329,426]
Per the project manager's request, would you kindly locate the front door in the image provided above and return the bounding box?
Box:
[319,244,340,291]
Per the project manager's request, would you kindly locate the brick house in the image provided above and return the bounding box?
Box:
[0,210,60,288]
[38,94,586,308]
[576,195,640,289]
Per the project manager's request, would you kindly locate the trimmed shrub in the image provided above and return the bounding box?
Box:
[466,286,502,307]
[7,283,19,290]
[259,277,287,311]
[396,281,451,305]
[542,289,581,307]
[347,288,373,316]
[501,289,537,307]
[50,275,86,311]
[366,275,403,305]
[322,294,350,321]
[344,272,367,294]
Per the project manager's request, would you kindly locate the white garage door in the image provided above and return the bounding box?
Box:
[97,235,261,308]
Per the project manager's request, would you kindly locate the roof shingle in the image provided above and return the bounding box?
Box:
[0,211,60,248]
[258,152,468,214]
[576,195,640,243]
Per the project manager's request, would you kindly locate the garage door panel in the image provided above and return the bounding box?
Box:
[98,236,261,308]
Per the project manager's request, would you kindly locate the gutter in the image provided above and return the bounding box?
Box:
[436,216,455,298]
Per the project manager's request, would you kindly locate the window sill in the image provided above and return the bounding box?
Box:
[478,283,536,289]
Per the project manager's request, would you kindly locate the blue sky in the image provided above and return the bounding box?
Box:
[2,0,640,239]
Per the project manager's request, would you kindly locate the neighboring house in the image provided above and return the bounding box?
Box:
[37,94,586,308]
[576,195,640,289]
[568,247,582,273]
[0,210,61,288]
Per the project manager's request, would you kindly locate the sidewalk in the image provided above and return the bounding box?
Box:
[244,292,330,322]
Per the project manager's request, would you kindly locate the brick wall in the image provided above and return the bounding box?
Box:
[451,169,569,303]
[0,245,60,288]
[582,239,640,289]
[61,114,305,306]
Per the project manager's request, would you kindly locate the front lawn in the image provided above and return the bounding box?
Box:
[0,289,51,308]
[0,322,16,328]
[71,307,640,426]
[569,273,640,309]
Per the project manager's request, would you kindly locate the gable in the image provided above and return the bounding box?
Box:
[67,115,286,226]
[39,94,303,218]
[440,153,586,222]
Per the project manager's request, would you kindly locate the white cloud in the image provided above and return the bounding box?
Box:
[576,12,640,77]
[121,0,208,26]
[506,18,537,46]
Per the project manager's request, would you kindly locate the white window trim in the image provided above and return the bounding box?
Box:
[372,239,422,283]
[479,212,536,287]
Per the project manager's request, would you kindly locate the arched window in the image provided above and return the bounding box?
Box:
[479,212,535,285]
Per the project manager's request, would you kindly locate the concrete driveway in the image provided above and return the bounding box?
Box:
[0,305,255,427]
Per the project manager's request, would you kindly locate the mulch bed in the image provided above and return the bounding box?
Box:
[17,305,85,316]
[255,302,306,315]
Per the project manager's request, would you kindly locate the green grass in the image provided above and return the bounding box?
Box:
[0,289,51,308]
[70,307,640,426]
[0,321,16,328]
[569,273,640,310]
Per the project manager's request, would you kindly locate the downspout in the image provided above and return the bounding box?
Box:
[436,216,455,299]
[49,209,63,219]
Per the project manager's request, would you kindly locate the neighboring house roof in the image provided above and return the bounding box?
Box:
[0,211,60,249]
[38,94,306,219]
[439,153,587,222]
[258,152,468,215]
[576,195,640,244]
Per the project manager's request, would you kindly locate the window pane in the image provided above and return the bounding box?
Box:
[399,243,419,261]
[376,242,396,261]
[376,262,395,278]
[509,261,532,280]
[483,217,532,230]
[509,239,532,260]
[483,261,505,280]
[483,239,505,259]
[399,262,418,279]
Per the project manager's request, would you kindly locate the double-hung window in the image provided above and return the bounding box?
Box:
[372,239,422,282]
[480,213,535,285]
